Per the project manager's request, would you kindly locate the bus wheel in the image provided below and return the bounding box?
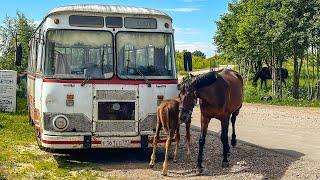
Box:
[34,128,53,152]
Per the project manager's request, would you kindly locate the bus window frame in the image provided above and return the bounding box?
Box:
[43,29,115,80]
[115,31,177,80]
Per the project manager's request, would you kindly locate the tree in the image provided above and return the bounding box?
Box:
[214,0,320,99]
[0,12,35,73]
[192,50,206,59]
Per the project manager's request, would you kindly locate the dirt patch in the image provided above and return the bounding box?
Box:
[53,126,319,179]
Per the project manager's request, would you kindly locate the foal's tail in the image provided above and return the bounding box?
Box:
[160,107,170,134]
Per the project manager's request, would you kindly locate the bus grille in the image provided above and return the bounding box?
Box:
[96,90,136,100]
[96,121,136,133]
[140,114,157,133]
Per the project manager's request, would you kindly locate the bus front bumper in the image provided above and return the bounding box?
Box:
[41,134,170,149]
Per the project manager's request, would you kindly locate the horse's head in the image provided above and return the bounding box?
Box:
[178,79,196,124]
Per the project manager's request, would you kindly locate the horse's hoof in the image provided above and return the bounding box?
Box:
[162,171,168,176]
[196,167,203,175]
[149,163,154,168]
[173,159,178,163]
[231,139,237,147]
[222,161,229,168]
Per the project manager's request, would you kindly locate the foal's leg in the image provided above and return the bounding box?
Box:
[162,130,174,176]
[173,126,180,163]
[185,123,191,161]
[231,109,240,147]
[149,122,162,168]
[197,115,210,173]
[220,116,230,167]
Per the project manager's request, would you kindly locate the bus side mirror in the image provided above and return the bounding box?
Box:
[15,43,22,66]
[183,52,192,72]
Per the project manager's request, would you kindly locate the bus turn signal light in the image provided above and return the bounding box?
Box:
[66,94,74,106]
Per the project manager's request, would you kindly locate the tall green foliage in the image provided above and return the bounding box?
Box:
[215,0,320,99]
[0,12,35,73]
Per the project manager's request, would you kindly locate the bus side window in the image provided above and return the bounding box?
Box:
[36,36,42,74]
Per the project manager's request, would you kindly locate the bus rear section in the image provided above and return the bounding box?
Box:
[26,5,178,150]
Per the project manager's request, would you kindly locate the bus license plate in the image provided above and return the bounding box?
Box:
[102,139,130,147]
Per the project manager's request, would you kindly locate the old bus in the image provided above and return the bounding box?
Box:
[25,5,178,150]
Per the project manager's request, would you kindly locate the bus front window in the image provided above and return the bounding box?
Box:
[117,32,176,79]
[45,30,113,79]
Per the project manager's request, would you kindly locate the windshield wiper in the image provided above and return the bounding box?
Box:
[81,70,91,86]
[135,68,151,87]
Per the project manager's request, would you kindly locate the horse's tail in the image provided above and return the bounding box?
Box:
[283,68,289,79]
[234,71,244,85]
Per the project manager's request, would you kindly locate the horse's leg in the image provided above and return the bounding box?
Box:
[149,121,162,168]
[283,79,287,86]
[173,126,180,163]
[197,115,210,173]
[185,123,191,161]
[162,130,174,176]
[231,109,240,147]
[221,116,230,167]
[260,79,263,89]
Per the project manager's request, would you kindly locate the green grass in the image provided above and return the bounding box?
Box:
[244,83,320,107]
[0,98,109,179]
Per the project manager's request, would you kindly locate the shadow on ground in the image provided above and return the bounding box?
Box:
[53,125,304,179]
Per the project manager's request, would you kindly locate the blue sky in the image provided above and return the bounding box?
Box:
[0,0,231,57]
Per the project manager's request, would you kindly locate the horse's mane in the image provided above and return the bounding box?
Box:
[192,71,219,90]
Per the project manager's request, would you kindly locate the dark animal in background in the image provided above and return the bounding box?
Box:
[149,97,192,176]
[178,69,243,173]
[253,67,288,88]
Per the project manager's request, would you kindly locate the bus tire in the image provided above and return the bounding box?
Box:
[34,128,54,153]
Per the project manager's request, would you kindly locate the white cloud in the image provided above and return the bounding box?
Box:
[175,41,217,57]
[174,27,202,35]
[164,8,200,12]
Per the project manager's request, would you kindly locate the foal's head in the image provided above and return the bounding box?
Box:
[178,80,196,124]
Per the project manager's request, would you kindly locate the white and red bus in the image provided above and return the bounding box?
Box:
[23,5,178,150]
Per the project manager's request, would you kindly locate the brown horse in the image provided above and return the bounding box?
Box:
[149,97,192,176]
[178,69,243,173]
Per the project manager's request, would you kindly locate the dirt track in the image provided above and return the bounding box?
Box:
[54,103,320,179]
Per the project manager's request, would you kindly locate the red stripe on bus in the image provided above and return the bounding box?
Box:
[42,77,178,85]
[130,139,174,144]
[42,140,101,145]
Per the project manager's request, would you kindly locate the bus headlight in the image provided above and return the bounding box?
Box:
[52,115,69,131]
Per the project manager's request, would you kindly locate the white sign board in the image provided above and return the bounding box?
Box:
[0,70,17,113]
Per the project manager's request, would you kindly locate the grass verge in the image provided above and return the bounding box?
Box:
[0,98,108,179]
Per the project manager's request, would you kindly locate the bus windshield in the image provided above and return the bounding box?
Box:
[117,32,175,79]
[45,30,113,79]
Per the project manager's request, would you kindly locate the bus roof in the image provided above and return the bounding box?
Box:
[48,4,171,20]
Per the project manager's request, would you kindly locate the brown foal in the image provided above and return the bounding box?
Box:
[149,97,191,176]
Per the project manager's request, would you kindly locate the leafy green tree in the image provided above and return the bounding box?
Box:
[192,50,206,59]
[0,12,35,73]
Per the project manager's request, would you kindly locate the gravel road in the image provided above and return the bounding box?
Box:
[56,103,320,179]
